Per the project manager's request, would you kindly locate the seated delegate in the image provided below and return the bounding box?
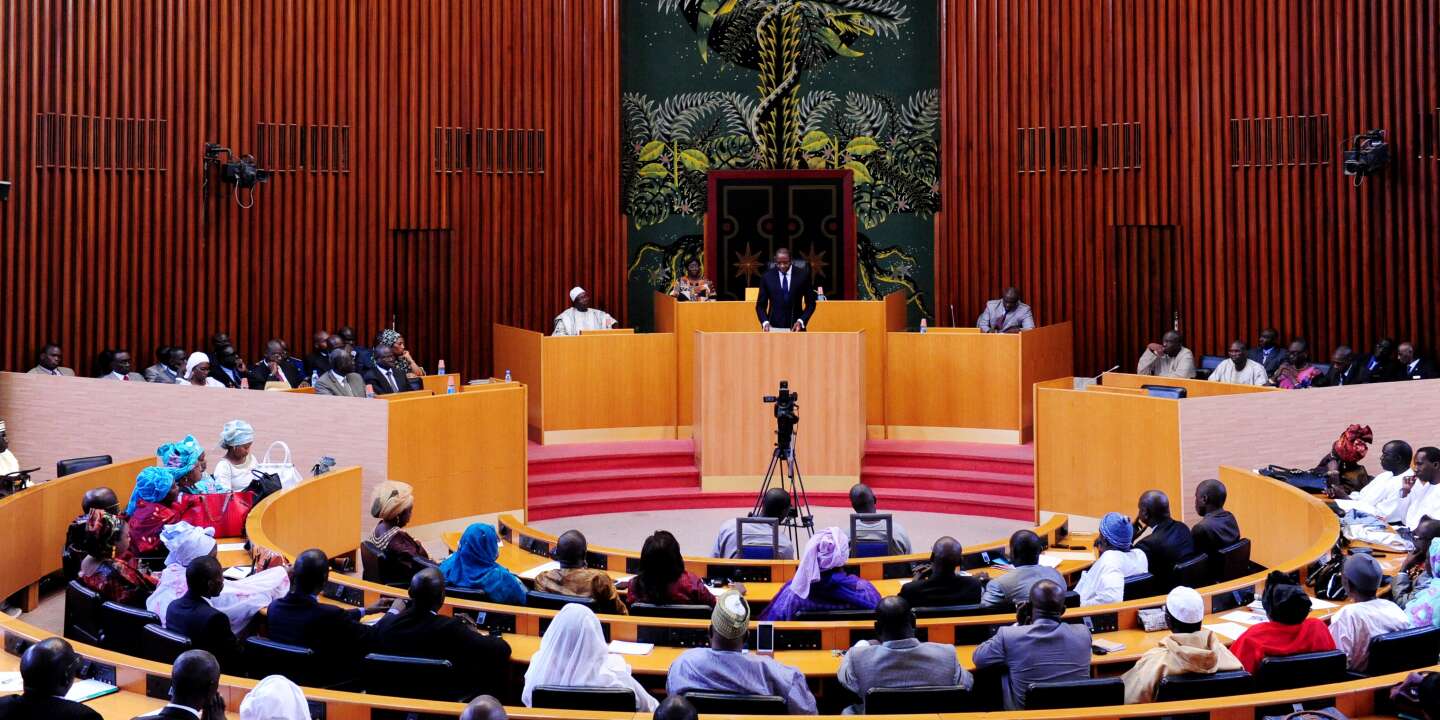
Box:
[266,549,392,670]
[1330,439,1414,520]
[77,509,156,606]
[371,569,513,699]
[147,522,289,635]
[981,529,1063,608]
[1191,478,1241,562]
[364,480,435,585]
[624,530,716,608]
[521,604,658,711]
[1328,554,1411,672]
[849,483,912,554]
[1074,512,1148,606]
[553,287,618,336]
[899,536,983,608]
[1228,572,1336,673]
[137,649,225,720]
[712,488,797,560]
[972,580,1092,710]
[164,555,240,670]
[760,527,880,621]
[1120,586,1242,703]
[1132,490,1196,593]
[1136,331,1196,378]
[238,675,312,720]
[534,530,628,615]
[666,592,817,714]
[0,638,102,720]
[63,487,120,581]
[976,286,1035,333]
[440,522,527,605]
[212,420,257,492]
[1209,340,1269,385]
[838,596,972,713]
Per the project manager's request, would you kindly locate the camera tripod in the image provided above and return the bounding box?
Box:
[752,440,815,551]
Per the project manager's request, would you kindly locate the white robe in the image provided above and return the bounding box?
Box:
[147,565,291,634]
[552,307,617,336]
[0,450,18,478]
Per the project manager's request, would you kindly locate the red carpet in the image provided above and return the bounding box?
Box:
[526,439,1035,522]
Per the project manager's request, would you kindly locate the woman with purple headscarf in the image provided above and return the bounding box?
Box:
[758,527,881,621]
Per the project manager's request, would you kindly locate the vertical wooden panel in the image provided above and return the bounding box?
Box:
[938,0,1440,374]
[0,0,623,380]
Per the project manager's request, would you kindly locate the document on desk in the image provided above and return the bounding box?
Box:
[608,640,655,656]
[1202,622,1250,642]
[519,561,560,580]
[217,542,248,552]
[65,679,119,703]
[0,672,21,693]
[1219,610,1268,625]
[1039,550,1094,567]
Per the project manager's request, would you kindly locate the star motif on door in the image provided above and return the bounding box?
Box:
[800,246,828,280]
[734,243,763,280]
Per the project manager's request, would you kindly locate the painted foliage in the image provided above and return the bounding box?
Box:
[623,0,938,324]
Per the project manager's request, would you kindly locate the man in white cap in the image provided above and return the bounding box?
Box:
[552,287,618,336]
[1328,553,1411,672]
[1120,585,1242,703]
[666,591,817,714]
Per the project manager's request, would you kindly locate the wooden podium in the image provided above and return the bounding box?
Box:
[694,332,865,492]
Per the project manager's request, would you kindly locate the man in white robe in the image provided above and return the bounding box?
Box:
[552,287,618,336]
[0,420,20,479]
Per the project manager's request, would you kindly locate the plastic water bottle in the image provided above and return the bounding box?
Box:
[919,318,928,334]
[815,286,827,302]
[437,359,446,376]
[446,376,457,394]
[504,369,512,383]
[365,383,376,399]
[311,370,319,386]
[240,377,250,390]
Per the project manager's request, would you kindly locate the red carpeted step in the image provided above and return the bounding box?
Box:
[525,486,1035,522]
[528,440,698,475]
[860,467,1034,498]
[528,467,701,498]
[861,439,1035,476]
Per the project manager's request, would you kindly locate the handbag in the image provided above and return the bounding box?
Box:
[255,441,304,490]
[1259,464,1329,493]
[246,469,284,502]
[178,491,256,537]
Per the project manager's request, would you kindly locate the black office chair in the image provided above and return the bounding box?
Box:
[1122,572,1154,600]
[794,608,875,621]
[1155,670,1253,701]
[57,455,113,478]
[1255,650,1349,691]
[1024,677,1124,709]
[865,686,972,714]
[525,591,597,611]
[445,586,490,603]
[1364,625,1440,676]
[1197,355,1225,380]
[530,686,636,711]
[1172,554,1212,589]
[1065,590,1081,608]
[737,517,781,560]
[684,692,789,714]
[850,513,896,557]
[1218,539,1253,581]
[64,580,103,645]
[99,602,162,656]
[242,637,321,684]
[141,624,192,664]
[361,654,466,702]
[628,603,713,619]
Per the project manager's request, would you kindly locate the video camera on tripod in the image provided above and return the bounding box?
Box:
[763,380,799,451]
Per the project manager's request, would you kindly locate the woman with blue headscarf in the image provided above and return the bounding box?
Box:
[1073,512,1149,606]
[125,465,188,555]
[440,523,527,605]
[156,435,226,494]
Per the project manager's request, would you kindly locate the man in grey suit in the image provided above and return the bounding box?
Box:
[98,348,146,382]
[972,580,1092,710]
[838,596,971,713]
[143,346,186,384]
[977,287,1035,333]
[980,529,1064,608]
[313,348,367,397]
[27,343,76,376]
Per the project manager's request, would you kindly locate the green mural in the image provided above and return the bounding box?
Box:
[623,0,938,327]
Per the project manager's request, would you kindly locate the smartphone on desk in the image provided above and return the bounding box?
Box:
[755,622,775,655]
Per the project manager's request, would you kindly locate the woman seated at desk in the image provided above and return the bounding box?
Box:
[78,509,157,606]
[625,530,716,608]
[363,481,435,585]
[760,527,880,621]
[522,604,659,711]
[669,259,715,302]
[440,522,526,605]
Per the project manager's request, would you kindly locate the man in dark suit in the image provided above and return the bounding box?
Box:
[1191,479,1241,565]
[1133,490,1197,593]
[1248,327,1288,376]
[1399,342,1437,380]
[303,331,333,379]
[753,247,816,332]
[1359,338,1403,383]
[266,549,389,668]
[164,556,238,670]
[0,638,102,720]
[248,339,305,389]
[132,650,224,720]
[209,345,246,388]
[1317,345,1364,386]
[371,568,512,698]
[363,346,406,395]
[898,537,983,608]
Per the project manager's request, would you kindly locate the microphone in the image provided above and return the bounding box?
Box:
[949,304,957,327]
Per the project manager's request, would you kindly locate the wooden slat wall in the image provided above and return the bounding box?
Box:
[0,0,622,379]
[938,0,1440,374]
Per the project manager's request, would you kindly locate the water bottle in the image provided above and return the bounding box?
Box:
[311,370,319,386]
[919,318,928,334]
[504,369,512,383]
[437,359,446,376]
[240,377,250,390]
[815,286,827,302]
[446,376,457,394]
[365,383,376,399]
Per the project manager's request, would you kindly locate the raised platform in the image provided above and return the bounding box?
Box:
[525,438,1035,522]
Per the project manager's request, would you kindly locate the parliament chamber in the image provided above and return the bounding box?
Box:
[2,1,1440,719]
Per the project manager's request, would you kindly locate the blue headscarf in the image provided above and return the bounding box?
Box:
[1099,512,1134,551]
[126,465,182,514]
[156,435,204,475]
[440,523,527,605]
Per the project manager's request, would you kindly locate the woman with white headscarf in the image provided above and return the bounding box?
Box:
[240,675,311,720]
[175,352,225,387]
[146,521,291,634]
[213,420,257,492]
[758,527,880,621]
[521,604,658,711]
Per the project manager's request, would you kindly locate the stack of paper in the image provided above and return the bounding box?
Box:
[519,561,560,581]
[1219,610,1268,625]
[65,679,118,703]
[608,640,655,656]
[1201,622,1250,642]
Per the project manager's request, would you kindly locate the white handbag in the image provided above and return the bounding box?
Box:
[255,441,305,489]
